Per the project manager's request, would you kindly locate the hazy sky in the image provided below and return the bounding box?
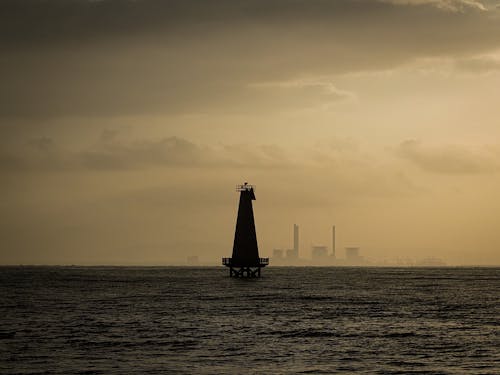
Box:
[1,0,500,265]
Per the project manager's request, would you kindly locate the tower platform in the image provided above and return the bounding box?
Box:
[222,257,269,277]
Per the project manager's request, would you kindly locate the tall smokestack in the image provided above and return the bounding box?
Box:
[293,224,299,256]
[332,225,336,258]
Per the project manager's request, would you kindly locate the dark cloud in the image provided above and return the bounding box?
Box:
[396,139,499,174]
[28,136,55,152]
[383,0,488,11]
[0,134,291,172]
[1,0,500,118]
[0,136,75,171]
[455,56,500,73]
[0,0,492,48]
[81,136,207,170]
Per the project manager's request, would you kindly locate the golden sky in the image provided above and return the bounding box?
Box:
[1,0,500,265]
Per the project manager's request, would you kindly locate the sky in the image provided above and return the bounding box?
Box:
[1,0,500,265]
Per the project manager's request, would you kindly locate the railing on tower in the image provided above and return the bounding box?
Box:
[222,257,269,266]
[236,183,255,192]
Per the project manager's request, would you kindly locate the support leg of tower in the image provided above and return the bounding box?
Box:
[227,266,264,278]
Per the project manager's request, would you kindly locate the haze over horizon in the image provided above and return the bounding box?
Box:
[1,0,500,266]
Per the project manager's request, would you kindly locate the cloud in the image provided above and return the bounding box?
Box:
[81,136,294,170]
[0,134,293,172]
[396,139,499,174]
[454,56,500,73]
[382,0,487,11]
[28,136,55,152]
[0,136,77,172]
[81,136,208,170]
[2,0,500,118]
[247,79,355,110]
[0,133,420,200]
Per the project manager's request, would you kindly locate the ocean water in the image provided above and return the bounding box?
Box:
[0,267,498,374]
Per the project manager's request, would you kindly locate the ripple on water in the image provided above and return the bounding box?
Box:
[0,266,498,374]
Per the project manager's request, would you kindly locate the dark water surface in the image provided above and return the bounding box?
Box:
[0,267,498,374]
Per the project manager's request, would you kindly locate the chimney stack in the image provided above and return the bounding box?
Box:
[332,225,336,258]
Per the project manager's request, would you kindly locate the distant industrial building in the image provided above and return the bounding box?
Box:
[285,224,299,259]
[271,224,300,264]
[345,247,362,264]
[286,248,298,259]
[311,245,328,260]
[272,249,284,259]
[416,257,446,267]
[311,225,336,263]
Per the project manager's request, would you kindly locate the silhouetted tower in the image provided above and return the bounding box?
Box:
[222,183,269,277]
[332,225,336,258]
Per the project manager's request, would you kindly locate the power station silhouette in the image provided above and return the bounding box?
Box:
[222,183,269,277]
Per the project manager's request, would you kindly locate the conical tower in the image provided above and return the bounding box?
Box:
[222,183,269,277]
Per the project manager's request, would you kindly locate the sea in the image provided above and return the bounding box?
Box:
[0,267,498,374]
